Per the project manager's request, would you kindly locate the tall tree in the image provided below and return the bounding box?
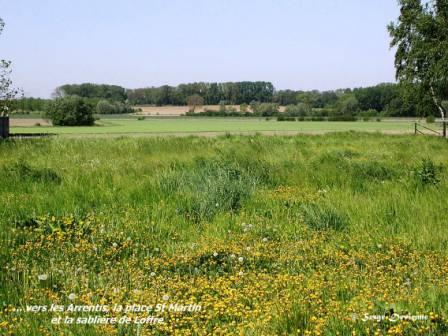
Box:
[388,0,448,119]
[0,18,20,116]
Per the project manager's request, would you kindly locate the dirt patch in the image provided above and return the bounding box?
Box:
[134,105,286,116]
[10,118,51,127]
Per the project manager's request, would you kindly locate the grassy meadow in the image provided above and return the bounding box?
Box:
[10,118,417,137]
[1,133,448,335]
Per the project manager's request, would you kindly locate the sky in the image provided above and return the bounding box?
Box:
[0,0,400,98]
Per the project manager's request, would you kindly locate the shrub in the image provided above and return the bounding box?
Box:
[96,100,134,114]
[45,96,94,126]
[311,116,326,121]
[414,158,441,185]
[277,116,295,121]
[252,103,279,117]
[186,94,204,113]
[284,103,310,117]
[328,116,357,121]
[426,115,435,123]
[240,103,249,113]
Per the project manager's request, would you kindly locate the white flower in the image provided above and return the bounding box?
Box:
[230,254,236,259]
[154,247,160,252]
[213,252,218,257]
[112,242,118,248]
[133,289,141,295]
[150,272,156,277]
[38,274,48,281]
[238,257,244,263]
[262,237,269,243]
[68,293,76,300]
[238,271,244,276]
[162,294,170,301]
[215,203,219,207]
[246,247,251,251]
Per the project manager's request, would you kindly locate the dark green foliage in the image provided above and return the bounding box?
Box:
[277,116,296,121]
[284,103,310,117]
[51,80,439,118]
[10,97,49,113]
[426,115,435,123]
[414,158,441,186]
[128,81,274,105]
[388,0,448,119]
[96,99,133,114]
[56,83,127,102]
[45,96,94,126]
[251,102,279,116]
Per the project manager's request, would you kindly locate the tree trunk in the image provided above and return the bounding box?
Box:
[430,85,446,120]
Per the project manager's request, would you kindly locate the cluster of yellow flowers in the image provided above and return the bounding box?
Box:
[1,213,448,335]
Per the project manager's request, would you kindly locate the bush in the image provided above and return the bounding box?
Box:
[251,103,279,117]
[328,116,357,121]
[284,103,310,117]
[240,103,249,113]
[426,115,435,123]
[45,96,94,126]
[414,158,441,185]
[360,109,378,121]
[277,116,295,121]
[96,99,133,114]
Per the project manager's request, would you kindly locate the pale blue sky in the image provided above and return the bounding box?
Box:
[1,0,399,98]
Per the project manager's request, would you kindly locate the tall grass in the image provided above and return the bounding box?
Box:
[0,132,447,335]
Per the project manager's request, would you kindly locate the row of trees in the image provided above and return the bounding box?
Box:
[45,81,443,118]
[126,81,275,105]
[55,83,127,101]
[11,96,134,115]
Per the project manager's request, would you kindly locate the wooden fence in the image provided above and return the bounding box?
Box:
[415,121,447,138]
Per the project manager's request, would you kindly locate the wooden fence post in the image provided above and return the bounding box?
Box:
[414,122,417,135]
[0,116,10,139]
[443,121,447,138]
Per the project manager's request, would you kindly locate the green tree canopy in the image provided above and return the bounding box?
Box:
[45,96,94,126]
[388,0,448,119]
[0,18,20,116]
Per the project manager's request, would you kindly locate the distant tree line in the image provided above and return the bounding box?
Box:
[9,81,442,119]
[55,83,127,101]
[127,81,275,105]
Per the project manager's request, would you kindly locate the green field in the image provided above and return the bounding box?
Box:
[11,118,418,136]
[1,133,447,335]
